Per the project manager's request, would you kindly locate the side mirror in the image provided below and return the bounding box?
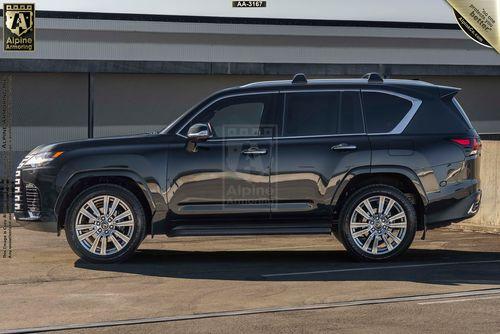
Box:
[187,123,212,142]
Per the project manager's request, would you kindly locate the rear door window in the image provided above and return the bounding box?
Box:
[282,91,363,136]
[362,91,412,133]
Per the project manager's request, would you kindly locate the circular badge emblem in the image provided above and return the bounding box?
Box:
[454,9,492,48]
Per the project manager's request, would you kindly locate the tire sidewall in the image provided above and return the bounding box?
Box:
[65,184,146,263]
[338,185,417,261]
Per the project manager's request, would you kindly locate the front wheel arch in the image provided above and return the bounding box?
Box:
[64,183,147,263]
[56,173,154,233]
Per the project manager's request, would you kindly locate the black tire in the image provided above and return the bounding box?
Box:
[337,184,417,261]
[65,184,146,264]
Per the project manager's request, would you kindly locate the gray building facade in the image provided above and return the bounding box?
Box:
[1,11,500,166]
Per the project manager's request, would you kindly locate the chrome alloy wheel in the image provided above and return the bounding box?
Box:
[349,195,407,255]
[75,195,135,256]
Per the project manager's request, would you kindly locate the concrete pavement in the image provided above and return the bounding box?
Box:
[1,227,500,333]
[51,295,500,334]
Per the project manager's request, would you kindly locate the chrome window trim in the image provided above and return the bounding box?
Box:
[276,133,366,140]
[176,91,279,139]
[362,89,422,136]
[207,137,273,143]
[205,133,367,142]
[176,88,421,141]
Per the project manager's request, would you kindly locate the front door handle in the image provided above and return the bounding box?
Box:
[331,143,357,151]
[242,147,268,155]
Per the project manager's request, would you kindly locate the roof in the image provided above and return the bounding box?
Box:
[216,74,461,99]
[240,77,438,89]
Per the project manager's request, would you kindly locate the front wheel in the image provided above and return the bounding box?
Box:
[65,184,146,263]
[337,185,417,261]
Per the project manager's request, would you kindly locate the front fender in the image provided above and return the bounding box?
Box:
[54,169,159,217]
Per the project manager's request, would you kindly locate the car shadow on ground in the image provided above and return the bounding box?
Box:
[75,248,500,285]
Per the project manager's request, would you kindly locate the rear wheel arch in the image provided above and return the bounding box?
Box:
[332,169,427,230]
[56,172,154,233]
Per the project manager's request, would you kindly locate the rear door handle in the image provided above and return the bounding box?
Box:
[331,143,357,151]
[242,147,268,155]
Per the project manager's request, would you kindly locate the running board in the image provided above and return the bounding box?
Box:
[166,222,333,237]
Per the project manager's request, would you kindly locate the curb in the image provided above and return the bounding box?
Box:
[448,223,500,235]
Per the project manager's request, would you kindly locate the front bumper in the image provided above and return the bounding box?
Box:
[15,214,58,232]
[14,164,59,233]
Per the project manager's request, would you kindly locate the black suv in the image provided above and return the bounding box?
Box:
[15,73,481,263]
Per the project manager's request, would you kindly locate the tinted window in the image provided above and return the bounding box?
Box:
[405,97,472,134]
[283,91,363,136]
[340,91,364,134]
[362,92,412,133]
[185,94,275,138]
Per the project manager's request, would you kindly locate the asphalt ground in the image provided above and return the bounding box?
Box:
[1,226,500,333]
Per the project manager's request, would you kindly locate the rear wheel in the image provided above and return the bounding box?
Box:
[65,184,146,263]
[337,185,417,261]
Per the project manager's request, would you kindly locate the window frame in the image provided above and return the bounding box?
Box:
[277,89,366,139]
[361,89,422,135]
[176,88,421,141]
[176,91,279,141]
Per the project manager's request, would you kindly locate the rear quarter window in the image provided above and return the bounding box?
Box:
[404,97,472,134]
[362,91,412,133]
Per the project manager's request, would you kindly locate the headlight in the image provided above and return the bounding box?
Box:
[24,151,64,167]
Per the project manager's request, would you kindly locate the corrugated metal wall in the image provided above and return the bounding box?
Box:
[10,72,500,139]
[2,17,499,66]
[6,73,500,164]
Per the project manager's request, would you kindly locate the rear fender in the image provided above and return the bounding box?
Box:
[331,166,429,208]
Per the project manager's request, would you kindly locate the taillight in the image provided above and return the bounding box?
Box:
[451,137,481,156]
[451,138,470,146]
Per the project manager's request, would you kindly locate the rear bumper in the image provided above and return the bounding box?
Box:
[425,189,481,229]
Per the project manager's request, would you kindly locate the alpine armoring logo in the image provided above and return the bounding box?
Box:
[3,3,35,51]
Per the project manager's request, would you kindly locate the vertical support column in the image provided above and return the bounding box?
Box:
[88,72,95,138]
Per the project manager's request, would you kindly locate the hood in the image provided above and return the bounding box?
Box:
[29,132,170,155]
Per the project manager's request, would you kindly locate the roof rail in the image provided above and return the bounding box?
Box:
[292,73,307,84]
[362,72,383,83]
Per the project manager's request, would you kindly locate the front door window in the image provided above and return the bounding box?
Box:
[182,94,276,139]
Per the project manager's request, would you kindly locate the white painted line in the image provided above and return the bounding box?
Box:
[3,288,500,334]
[262,259,500,277]
[418,295,500,305]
